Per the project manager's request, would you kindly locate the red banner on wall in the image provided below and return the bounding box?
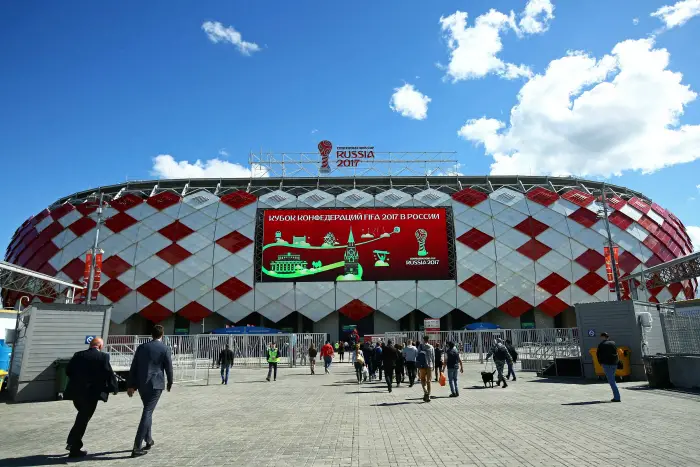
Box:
[258,207,454,282]
[603,246,621,292]
[91,251,103,301]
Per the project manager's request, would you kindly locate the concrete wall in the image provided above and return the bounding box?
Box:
[314,311,338,343]
[374,311,400,334]
[668,356,700,389]
[189,314,227,334]
[534,309,554,329]
[559,309,577,328]
[484,310,520,329]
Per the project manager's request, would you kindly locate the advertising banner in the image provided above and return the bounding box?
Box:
[603,246,620,292]
[257,207,454,282]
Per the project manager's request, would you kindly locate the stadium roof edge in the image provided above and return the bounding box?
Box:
[52,175,648,207]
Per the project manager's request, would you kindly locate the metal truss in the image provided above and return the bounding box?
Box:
[625,251,700,290]
[0,261,84,300]
[53,175,648,208]
[248,151,459,179]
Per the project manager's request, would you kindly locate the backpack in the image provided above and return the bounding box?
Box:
[416,345,428,368]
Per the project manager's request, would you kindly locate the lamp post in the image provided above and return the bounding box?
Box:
[596,184,622,301]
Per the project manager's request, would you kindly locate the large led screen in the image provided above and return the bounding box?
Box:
[255,207,455,282]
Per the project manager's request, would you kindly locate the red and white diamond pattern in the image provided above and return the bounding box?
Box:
[3,185,696,325]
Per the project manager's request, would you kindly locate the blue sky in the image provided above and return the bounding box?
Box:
[1,0,700,253]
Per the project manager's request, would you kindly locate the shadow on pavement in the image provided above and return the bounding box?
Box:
[625,385,700,396]
[346,390,386,395]
[0,450,132,466]
[371,401,413,407]
[561,401,608,406]
[526,378,590,385]
[464,385,489,390]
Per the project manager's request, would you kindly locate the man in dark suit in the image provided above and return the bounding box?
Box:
[65,337,118,459]
[218,344,234,384]
[127,325,174,458]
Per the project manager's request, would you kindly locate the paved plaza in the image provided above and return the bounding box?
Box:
[1,363,700,467]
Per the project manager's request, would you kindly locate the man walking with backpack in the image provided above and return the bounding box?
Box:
[402,341,418,387]
[486,338,513,388]
[417,336,435,402]
[505,339,518,381]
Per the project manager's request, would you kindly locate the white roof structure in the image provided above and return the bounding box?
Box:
[0,261,83,301]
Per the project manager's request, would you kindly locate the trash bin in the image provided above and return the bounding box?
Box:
[589,347,632,381]
[53,359,71,400]
[644,355,671,388]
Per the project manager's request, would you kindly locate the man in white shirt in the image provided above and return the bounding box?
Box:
[402,341,418,387]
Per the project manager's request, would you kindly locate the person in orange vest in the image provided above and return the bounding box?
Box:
[320,341,335,374]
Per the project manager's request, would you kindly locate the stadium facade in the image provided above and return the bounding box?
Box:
[2,176,696,342]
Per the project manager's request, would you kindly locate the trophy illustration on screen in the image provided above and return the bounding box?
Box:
[415,229,428,257]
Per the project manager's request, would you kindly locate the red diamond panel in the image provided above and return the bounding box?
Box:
[608,211,633,231]
[338,299,374,321]
[147,191,181,211]
[562,189,594,208]
[137,278,173,302]
[75,202,99,217]
[568,208,598,228]
[215,277,253,301]
[99,278,132,303]
[648,296,660,304]
[525,187,559,206]
[516,239,551,261]
[668,282,683,298]
[451,188,488,207]
[216,231,253,254]
[617,251,641,275]
[31,209,50,226]
[62,257,87,282]
[637,216,659,235]
[38,262,58,277]
[457,228,493,250]
[459,274,495,297]
[26,241,59,271]
[104,212,138,234]
[101,255,131,278]
[650,202,666,218]
[50,203,75,220]
[603,195,626,211]
[537,273,571,296]
[69,216,97,237]
[514,217,549,237]
[159,221,195,242]
[575,272,607,295]
[538,295,569,317]
[109,193,143,212]
[499,296,532,318]
[575,249,605,272]
[140,302,172,323]
[628,197,650,214]
[178,301,212,322]
[645,254,663,268]
[220,190,257,210]
[156,243,192,265]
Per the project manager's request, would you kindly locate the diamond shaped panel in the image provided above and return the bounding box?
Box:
[514,217,549,237]
[178,301,212,322]
[104,212,138,234]
[608,211,634,231]
[499,296,532,318]
[159,221,195,242]
[99,279,132,303]
[137,278,172,302]
[516,239,551,261]
[457,228,493,250]
[156,243,193,265]
[452,188,488,207]
[526,187,559,206]
[147,191,181,211]
[575,249,606,272]
[109,193,143,212]
[216,231,253,254]
[215,277,253,301]
[139,302,172,323]
[458,274,495,297]
[568,208,598,228]
[338,299,374,320]
[68,217,97,237]
[562,189,594,208]
[538,295,569,317]
[575,272,608,295]
[101,255,131,278]
[537,273,571,296]
[220,190,257,210]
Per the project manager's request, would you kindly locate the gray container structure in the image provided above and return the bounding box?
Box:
[8,303,111,403]
[575,300,669,381]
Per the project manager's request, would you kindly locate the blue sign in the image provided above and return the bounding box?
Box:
[85,335,96,344]
[587,329,596,337]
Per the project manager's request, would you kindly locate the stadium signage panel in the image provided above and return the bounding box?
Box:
[318,140,374,172]
[256,207,454,282]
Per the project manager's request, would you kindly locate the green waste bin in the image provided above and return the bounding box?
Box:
[53,359,71,400]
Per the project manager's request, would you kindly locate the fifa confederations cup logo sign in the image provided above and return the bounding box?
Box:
[415,229,428,257]
[318,140,332,173]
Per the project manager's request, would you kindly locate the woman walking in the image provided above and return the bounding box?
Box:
[354,345,365,384]
[308,343,317,375]
[338,341,345,362]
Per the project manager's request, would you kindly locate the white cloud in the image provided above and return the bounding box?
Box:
[389,83,431,120]
[519,0,555,34]
[311,129,318,134]
[151,154,268,178]
[687,226,700,251]
[202,21,260,55]
[633,17,640,25]
[439,0,552,82]
[218,148,229,158]
[651,0,700,29]
[459,38,700,177]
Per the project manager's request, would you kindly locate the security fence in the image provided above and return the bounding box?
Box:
[384,328,580,370]
[659,311,700,355]
[106,333,327,384]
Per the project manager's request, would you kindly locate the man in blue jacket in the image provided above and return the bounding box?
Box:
[127,325,174,457]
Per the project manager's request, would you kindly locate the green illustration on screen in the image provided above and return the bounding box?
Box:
[415,228,428,257]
